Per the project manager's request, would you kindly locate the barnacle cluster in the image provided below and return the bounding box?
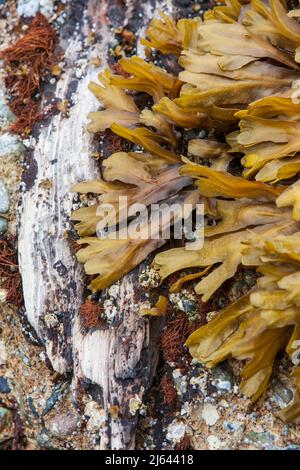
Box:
[72,0,300,422]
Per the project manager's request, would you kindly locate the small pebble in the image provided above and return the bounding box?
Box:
[174,0,192,6]
[36,429,53,450]
[0,133,24,159]
[0,341,6,365]
[0,178,9,213]
[198,129,207,139]
[85,401,105,432]
[202,403,219,426]
[48,412,79,439]
[0,100,14,129]
[223,421,244,433]
[28,396,39,418]
[0,218,8,234]
[0,289,6,303]
[207,435,221,450]
[271,380,293,407]
[211,364,234,392]
[246,431,275,447]
[166,421,186,443]
[0,407,13,433]
[173,369,188,395]
[17,0,54,18]
[0,377,11,394]
[42,383,66,416]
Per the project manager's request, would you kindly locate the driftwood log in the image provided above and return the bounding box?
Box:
[17,0,180,450]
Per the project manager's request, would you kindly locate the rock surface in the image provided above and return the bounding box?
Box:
[0,178,9,213]
[48,412,80,439]
[0,376,10,394]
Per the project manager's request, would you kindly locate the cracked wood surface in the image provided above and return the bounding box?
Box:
[18,0,174,449]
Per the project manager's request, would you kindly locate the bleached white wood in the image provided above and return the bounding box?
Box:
[18,0,174,449]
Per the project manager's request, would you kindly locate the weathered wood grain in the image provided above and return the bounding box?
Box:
[18,0,174,449]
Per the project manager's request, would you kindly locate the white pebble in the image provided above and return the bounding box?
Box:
[207,435,221,450]
[202,403,220,426]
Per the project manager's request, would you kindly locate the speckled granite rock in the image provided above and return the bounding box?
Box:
[17,0,53,18]
[0,134,24,159]
[48,412,80,439]
[0,218,7,234]
[0,178,9,213]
